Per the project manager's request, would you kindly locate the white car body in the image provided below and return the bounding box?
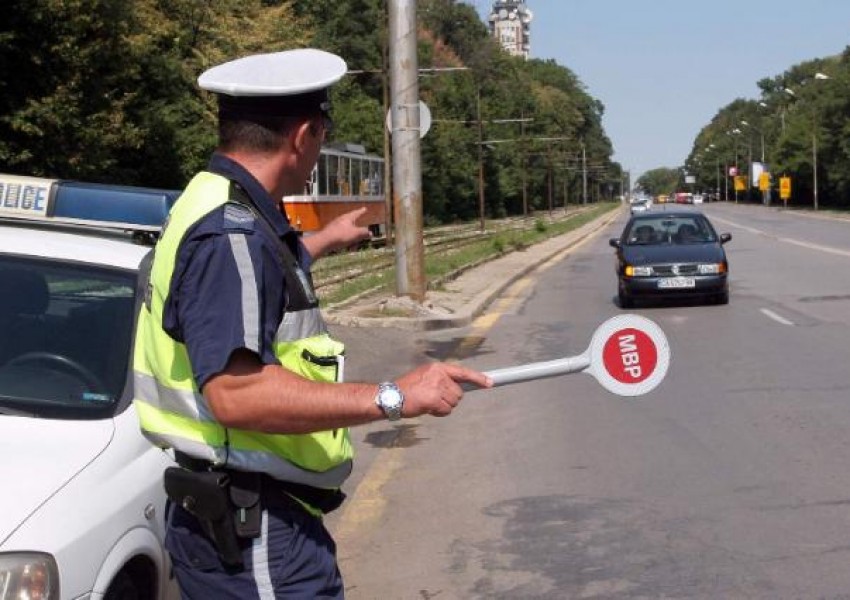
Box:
[0,177,179,600]
[629,200,650,214]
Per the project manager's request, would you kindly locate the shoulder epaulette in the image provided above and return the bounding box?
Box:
[222,201,256,232]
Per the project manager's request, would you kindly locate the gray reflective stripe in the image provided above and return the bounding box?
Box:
[252,511,274,599]
[133,371,216,422]
[224,448,353,488]
[277,306,327,342]
[141,431,229,464]
[141,429,353,488]
[228,233,261,352]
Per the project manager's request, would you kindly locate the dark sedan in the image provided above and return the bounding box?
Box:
[609,211,732,307]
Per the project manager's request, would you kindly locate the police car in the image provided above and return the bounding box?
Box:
[0,174,178,599]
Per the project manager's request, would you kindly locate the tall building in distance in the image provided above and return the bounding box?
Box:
[487,1,534,59]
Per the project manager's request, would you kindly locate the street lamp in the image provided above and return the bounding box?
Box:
[707,143,720,202]
[728,129,743,203]
[740,120,764,163]
[694,145,717,202]
[812,73,830,211]
[784,72,830,210]
[781,88,797,134]
[740,119,768,205]
[736,128,753,202]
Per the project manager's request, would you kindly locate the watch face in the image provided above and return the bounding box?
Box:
[381,386,402,408]
[378,383,404,420]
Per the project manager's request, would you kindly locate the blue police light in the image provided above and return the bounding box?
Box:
[0,173,179,231]
[53,181,178,228]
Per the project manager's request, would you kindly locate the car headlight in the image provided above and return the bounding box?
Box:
[0,553,59,600]
[625,265,653,277]
[698,263,726,274]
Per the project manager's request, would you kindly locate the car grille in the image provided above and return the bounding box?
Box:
[653,264,699,276]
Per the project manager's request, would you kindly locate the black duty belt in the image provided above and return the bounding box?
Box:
[174,451,346,514]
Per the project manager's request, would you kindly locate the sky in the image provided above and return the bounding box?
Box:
[472,0,850,183]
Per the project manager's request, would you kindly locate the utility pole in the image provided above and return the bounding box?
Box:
[547,147,553,216]
[747,139,752,203]
[521,110,528,216]
[813,128,819,211]
[380,20,393,247]
[715,157,720,203]
[581,142,588,204]
[477,87,486,232]
[389,0,425,301]
[454,111,533,230]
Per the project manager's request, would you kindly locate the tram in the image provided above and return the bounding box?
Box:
[283,143,386,236]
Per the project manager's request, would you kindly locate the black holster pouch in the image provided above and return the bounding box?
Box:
[164,467,245,569]
[228,469,262,538]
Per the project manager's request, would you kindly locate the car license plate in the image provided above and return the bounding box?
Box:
[658,277,695,289]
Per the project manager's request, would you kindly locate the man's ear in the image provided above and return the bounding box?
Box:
[292,117,316,154]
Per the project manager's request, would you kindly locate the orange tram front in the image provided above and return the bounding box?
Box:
[283,144,386,237]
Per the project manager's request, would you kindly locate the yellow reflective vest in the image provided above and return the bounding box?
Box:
[133,171,352,490]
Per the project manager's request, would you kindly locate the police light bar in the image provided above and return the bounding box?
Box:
[0,173,179,232]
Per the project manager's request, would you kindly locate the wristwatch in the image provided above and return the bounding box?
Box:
[375,382,404,421]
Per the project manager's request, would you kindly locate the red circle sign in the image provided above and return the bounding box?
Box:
[601,327,658,384]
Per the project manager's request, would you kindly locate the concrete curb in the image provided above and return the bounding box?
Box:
[324,208,623,331]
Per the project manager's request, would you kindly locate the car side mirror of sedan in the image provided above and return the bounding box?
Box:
[609,238,621,248]
[720,233,732,244]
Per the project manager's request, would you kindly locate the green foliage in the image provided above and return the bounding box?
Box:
[0,0,310,186]
[0,0,621,218]
[636,168,680,197]
[688,49,850,207]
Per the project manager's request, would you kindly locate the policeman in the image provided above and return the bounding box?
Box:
[133,48,491,597]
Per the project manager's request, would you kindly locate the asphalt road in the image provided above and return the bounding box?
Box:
[329,202,850,599]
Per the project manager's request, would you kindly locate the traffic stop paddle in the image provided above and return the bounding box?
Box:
[464,314,670,397]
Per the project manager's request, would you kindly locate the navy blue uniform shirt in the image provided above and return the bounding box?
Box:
[162,153,310,388]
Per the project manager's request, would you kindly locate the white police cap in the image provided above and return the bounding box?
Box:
[198,48,347,97]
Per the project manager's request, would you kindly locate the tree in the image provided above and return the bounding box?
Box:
[0,0,311,186]
[636,168,679,197]
[0,0,620,220]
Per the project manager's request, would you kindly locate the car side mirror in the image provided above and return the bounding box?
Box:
[720,233,732,244]
[609,238,621,248]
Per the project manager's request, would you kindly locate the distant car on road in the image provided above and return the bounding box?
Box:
[630,199,650,214]
[609,210,732,307]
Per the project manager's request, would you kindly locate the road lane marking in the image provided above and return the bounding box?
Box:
[711,215,850,258]
[333,441,402,555]
[760,308,795,326]
[776,236,850,258]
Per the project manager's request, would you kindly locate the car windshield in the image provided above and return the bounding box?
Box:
[624,215,717,245]
[0,256,137,419]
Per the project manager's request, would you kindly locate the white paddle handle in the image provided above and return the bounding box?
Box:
[462,354,591,391]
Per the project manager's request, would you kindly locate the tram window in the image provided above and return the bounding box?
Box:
[340,156,351,196]
[327,155,340,195]
[304,166,318,196]
[317,153,328,195]
[372,161,383,195]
